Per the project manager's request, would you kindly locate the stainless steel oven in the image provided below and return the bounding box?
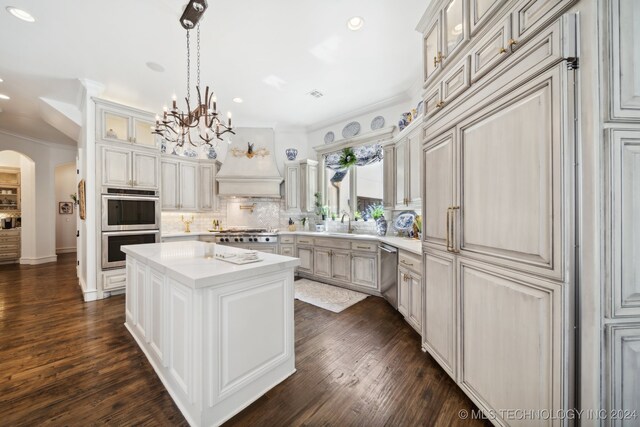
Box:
[101,230,159,269]
[101,190,160,231]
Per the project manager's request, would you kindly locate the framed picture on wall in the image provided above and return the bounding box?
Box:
[78,179,86,220]
[59,202,73,215]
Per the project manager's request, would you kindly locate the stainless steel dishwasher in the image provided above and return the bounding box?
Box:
[378,244,398,308]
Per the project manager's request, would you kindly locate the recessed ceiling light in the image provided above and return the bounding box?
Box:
[347,16,364,31]
[0,94,10,100]
[146,61,165,72]
[6,6,35,22]
[0,78,3,83]
[232,97,243,103]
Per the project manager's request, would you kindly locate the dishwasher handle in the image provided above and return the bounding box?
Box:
[378,245,397,254]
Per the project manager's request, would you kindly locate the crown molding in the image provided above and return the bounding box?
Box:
[306,93,411,133]
[313,126,396,155]
[0,129,77,151]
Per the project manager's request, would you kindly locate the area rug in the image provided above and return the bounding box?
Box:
[294,279,368,313]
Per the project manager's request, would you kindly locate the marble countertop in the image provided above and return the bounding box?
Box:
[122,241,300,289]
[161,230,422,255]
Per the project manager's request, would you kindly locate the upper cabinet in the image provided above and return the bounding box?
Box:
[101,146,159,191]
[423,17,442,85]
[394,122,423,210]
[96,99,159,148]
[470,0,507,35]
[609,0,640,121]
[284,159,318,213]
[160,156,219,212]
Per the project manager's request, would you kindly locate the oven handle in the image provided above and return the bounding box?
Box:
[102,194,160,201]
[102,230,160,237]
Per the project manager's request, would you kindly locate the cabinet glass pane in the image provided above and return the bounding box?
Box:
[474,0,499,22]
[396,143,406,205]
[444,0,464,56]
[135,119,156,146]
[104,113,129,142]
[356,160,383,213]
[424,22,439,81]
[326,167,350,216]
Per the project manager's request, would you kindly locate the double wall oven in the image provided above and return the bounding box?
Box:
[101,188,160,269]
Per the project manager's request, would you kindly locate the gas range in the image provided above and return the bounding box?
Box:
[215,229,278,244]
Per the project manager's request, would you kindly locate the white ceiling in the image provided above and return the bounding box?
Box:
[0,0,427,145]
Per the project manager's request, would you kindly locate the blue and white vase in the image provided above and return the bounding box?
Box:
[207,147,217,159]
[375,216,388,236]
[285,148,298,161]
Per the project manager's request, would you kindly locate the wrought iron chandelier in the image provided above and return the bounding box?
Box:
[153,0,234,151]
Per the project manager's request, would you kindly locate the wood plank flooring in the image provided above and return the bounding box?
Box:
[0,254,488,426]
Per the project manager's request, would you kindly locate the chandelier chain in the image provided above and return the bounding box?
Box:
[186,29,191,102]
[197,24,201,88]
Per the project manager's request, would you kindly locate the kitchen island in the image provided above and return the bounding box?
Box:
[122,241,300,427]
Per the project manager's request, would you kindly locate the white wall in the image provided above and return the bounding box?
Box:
[55,163,77,253]
[0,132,76,264]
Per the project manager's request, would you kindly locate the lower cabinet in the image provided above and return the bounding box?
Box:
[313,248,332,278]
[279,244,295,256]
[606,323,640,427]
[398,266,422,334]
[331,250,351,282]
[296,246,314,274]
[351,252,377,290]
[422,250,457,378]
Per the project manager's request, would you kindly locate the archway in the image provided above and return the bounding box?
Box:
[0,150,36,262]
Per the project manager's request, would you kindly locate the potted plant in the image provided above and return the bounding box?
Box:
[354,211,362,221]
[368,204,387,236]
[331,212,337,221]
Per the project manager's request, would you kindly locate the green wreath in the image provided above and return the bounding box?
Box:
[338,147,357,168]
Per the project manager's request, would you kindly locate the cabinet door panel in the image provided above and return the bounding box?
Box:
[424,85,442,119]
[606,324,640,427]
[470,0,507,35]
[459,260,561,423]
[285,164,300,211]
[395,141,406,207]
[408,273,422,332]
[383,146,395,209]
[423,250,456,377]
[314,248,331,278]
[470,16,511,82]
[609,130,640,317]
[135,262,147,339]
[459,66,564,279]
[297,246,313,273]
[398,267,410,317]
[351,254,377,290]
[133,152,159,190]
[610,0,640,120]
[423,17,442,85]
[442,0,467,61]
[441,56,471,104]
[409,130,422,205]
[331,250,351,282]
[133,118,157,147]
[102,111,131,144]
[424,131,455,249]
[179,163,198,211]
[102,147,132,188]
[512,0,575,44]
[199,164,215,211]
[149,269,165,364]
[161,160,180,211]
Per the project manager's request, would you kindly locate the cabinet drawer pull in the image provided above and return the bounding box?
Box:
[400,260,414,267]
[110,277,126,284]
[356,245,371,250]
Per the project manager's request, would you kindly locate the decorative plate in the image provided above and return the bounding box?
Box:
[183,148,198,158]
[324,131,335,144]
[393,211,416,232]
[342,121,361,139]
[371,116,385,130]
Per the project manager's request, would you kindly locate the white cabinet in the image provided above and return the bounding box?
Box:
[470,0,506,35]
[398,267,410,318]
[96,100,158,148]
[382,144,395,209]
[296,246,314,274]
[609,0,640,121]
[284,162,300,212]
[607,130,640,318]
[606,324,640,426]
[422,250,457,378]
[331,250,351,283]
[101,145,159,191]
[179,161,198,211]
[313,248,332,279]
[300,159,318,213]
[351,252,377,290]
[160,157,218,212]
[398,251,423,335]
[284,159,318,213]
[394,123,422,210]
[279,244,295,257]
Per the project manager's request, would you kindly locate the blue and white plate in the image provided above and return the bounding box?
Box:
[393,211,416,232]
[324,131,335,144]
[183,148,198,158]
[342,121,361,139]
[371,116,385,130]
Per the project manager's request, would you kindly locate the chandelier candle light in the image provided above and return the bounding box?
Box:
[153,0,234,154]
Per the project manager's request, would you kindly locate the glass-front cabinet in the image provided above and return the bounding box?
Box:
[97,100,158,148]
[443,0,466,59]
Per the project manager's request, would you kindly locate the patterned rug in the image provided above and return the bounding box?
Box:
[294,279,368,313]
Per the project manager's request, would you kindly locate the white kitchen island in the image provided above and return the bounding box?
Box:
[122,241,300,427]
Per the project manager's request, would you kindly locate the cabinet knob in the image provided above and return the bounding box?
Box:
[499,47,507,54]
[435,101,445,109]
[507,38,518,47]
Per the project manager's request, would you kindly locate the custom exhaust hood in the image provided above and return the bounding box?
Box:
[216,128,283,197]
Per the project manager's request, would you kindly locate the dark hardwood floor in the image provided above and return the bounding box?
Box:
[0,254,488,426]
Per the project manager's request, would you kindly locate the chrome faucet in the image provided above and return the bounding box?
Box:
[341,212,353,233]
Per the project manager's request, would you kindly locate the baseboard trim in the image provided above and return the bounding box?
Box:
[56,247,77,254]
[78,276,98,302]
[20,255,58,265]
